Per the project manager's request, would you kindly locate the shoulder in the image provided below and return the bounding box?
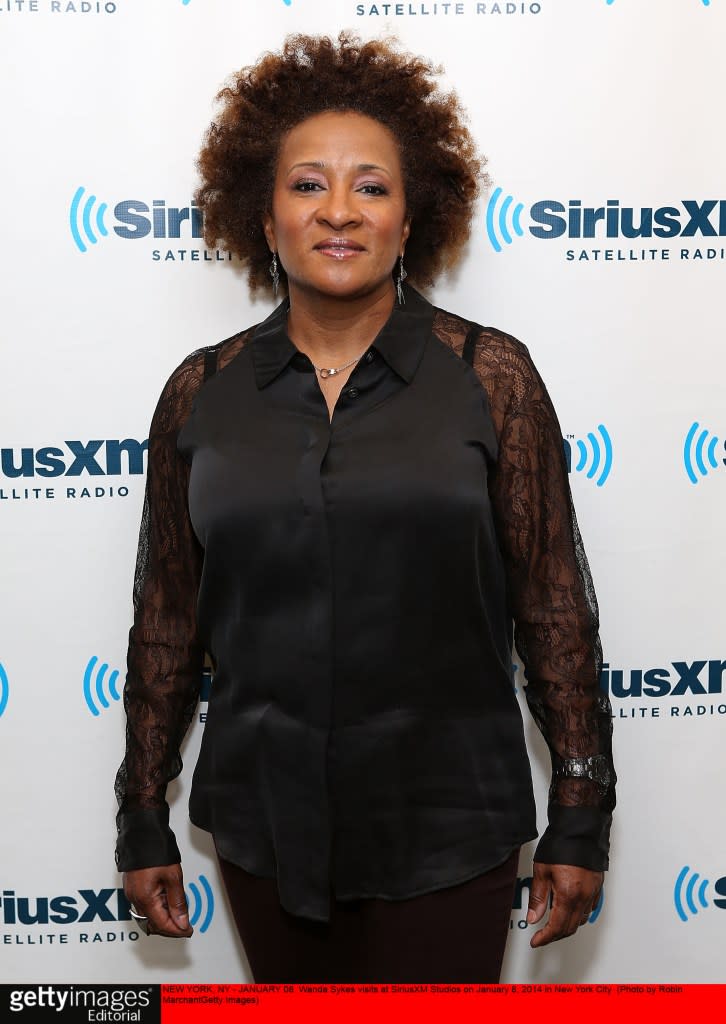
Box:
[431,304,543,414]
[151,325,257,434]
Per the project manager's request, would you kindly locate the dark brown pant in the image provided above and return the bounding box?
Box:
[216,849,519,983]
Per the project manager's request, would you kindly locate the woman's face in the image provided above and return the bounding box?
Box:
[263,110,410,303]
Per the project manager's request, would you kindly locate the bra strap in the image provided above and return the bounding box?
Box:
[462,322,484,367]
[203,347,218,382]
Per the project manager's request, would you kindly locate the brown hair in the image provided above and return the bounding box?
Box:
[195,32,485,293]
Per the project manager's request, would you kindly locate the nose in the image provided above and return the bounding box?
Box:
[315,184,362,230]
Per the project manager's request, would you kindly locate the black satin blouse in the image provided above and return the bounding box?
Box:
[115,284,615,923]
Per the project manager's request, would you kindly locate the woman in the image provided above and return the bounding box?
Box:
[115,32,615,983]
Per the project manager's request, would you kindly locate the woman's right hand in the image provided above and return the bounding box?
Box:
[123,864,194,938]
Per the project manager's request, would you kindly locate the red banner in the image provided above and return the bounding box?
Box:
[160,984,721,1023]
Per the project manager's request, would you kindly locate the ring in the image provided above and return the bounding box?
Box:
[129,908,151,935]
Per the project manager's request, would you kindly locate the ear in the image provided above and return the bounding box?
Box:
[401,216,411,251]
[262,212,276,254]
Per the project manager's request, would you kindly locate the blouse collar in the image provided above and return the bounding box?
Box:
[249,282,434,389]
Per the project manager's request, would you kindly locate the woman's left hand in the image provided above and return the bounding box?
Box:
[527,863,603,948]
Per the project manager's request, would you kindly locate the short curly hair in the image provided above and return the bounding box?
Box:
[195,32,484,293]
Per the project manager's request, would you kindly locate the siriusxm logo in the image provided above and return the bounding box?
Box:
[674,867,726,923]
[70,188,203,253]
[684,422,724,484]
[601,660,726,699]
[0,876,214,933]
[0,663,8,718]
[0,888,133,926]
[563,426,612,487]
[512,877,603,927]
[0,441,147,479]
[83,657,121,717]
[486,190,726,252]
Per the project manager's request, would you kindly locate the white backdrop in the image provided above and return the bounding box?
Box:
[1,0,724,984]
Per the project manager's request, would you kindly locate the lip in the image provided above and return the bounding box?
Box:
[313,238,365,258]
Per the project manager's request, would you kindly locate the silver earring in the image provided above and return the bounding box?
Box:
[269,252,280,297]
[396,254,407,305]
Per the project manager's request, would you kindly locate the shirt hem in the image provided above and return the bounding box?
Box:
[209,823,538,922]
[332,839,536,906]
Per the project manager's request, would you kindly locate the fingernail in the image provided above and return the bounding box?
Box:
[527,909,536,923]
[177,914,189,929]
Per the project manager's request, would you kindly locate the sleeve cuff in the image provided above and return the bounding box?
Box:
[115,806,181,872]
[533,804,611,871]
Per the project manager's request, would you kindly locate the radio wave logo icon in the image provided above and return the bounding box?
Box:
[684,422,722,484]
[186,874,214,933]
[572,425,613,487]
[674,866,710,922]
[70,187,109,254]
[0,663,8,718]
[83,656,121,716]
[589,885,605,924]
[485,187,525,253]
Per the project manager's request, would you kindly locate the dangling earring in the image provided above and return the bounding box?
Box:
[269,252,280,298]
[396,254,407,305]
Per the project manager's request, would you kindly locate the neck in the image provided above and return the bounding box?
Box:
[285,281,397,366]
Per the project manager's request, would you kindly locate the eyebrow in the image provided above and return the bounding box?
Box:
[287,161,390,174]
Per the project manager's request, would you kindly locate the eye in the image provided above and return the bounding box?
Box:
[359,184,388,196]
[292,180,324,192]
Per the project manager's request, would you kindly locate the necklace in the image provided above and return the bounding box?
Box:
[312,348,369,379]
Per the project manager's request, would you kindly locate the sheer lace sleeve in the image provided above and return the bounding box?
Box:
[477,329,615,870]
[433,309,616,871]
[114,349,209,872]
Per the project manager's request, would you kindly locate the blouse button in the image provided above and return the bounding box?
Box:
[347,387,360,399]
[365,351,374,363]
